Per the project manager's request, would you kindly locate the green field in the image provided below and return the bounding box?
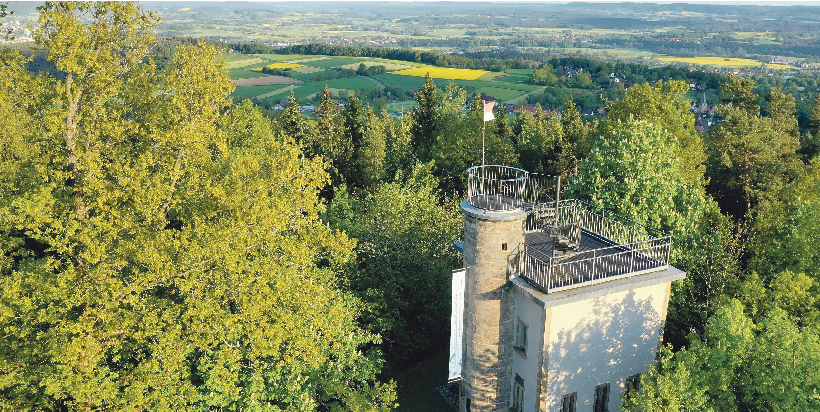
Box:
[228,53,546,112]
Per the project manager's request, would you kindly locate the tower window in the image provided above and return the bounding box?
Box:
[561,392,576,412]
[502,242,508,251]
[515,318,528,355]
[594,383,610,412]
[513,374,524,412]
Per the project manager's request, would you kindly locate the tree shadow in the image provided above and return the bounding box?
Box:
[546,290,662,410]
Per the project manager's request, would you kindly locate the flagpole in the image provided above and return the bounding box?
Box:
[482,120,486,166]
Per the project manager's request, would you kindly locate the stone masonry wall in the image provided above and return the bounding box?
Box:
[461,214,525,412]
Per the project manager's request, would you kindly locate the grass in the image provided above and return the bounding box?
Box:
[256,85,299,99]
[386,100,418,114]
[233,84,284,99]
[393,67,490,80]
[339,60,418,72]
[290,66,326,74]
[475,86,528,101]
[304,57,371,69]
[495,74,532,85]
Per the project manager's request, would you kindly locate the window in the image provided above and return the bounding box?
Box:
[594,383,610,412]
[513,374,525,412]
[515,318,528,354]
[560,392,576,412]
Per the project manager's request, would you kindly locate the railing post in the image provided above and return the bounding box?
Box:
[591,249,596,284]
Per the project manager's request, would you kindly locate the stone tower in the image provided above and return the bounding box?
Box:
[451,165,684,412]
[457,166,528,412]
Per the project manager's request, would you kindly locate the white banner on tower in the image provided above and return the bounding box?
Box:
[449,268,466,381]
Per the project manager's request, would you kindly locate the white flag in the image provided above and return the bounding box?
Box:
[483,101,495,122]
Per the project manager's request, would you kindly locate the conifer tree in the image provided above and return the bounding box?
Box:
[411,73,438,162]
[280,90,306,142]
[561,96,587,163]
[341,94,366,186]
[356,108,387,189]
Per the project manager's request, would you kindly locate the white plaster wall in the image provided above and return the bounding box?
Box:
[545,282,669,412]
[512,290,545,412]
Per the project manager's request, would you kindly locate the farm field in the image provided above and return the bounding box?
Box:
[658,56,798,69]
[392,67,490,80]
[226,53,547,114]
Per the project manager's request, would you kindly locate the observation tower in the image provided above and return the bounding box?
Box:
[449,165,685,412]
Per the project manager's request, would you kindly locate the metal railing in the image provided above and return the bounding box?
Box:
[516,236,671,293]
[466,165,529,211]
[466,165,561,211]
[466,165,672,293]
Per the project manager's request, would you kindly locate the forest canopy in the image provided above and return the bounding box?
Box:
[2,1,820,411]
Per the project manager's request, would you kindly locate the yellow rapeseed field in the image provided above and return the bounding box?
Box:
[659,56,762,67]
[393,67,489,80]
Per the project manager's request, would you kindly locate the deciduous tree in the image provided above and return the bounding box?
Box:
[0,3,395,410]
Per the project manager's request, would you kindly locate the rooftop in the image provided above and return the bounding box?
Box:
[466,165,671,294]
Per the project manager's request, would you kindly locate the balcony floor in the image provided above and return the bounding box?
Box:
[524,229,621,262]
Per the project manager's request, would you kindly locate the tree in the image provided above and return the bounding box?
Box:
[621,346,713,412]
[720,75,760,116]
[307,86,349,188]
[707,98,801,217]
[384,114,415,181]
[603,80,705,187]
[561,96,587,164]
[411,73,438,162]
[280,90,306,142]
[530,64,558,86]
[355,108,387,189]
[429,83,475,195]
[0,3,395,410]
[340,94,366,187]
[325,163,461,367]
[568,120,708,240]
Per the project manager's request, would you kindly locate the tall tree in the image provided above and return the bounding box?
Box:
[326,163,461,367]
[707,98,801,217]
[411,73,438,162]
[355,108,387,189]
[340,94,366,187]
[719,75,760,116]
[0,3,395,410]
[561,96,587,165]
[604,80,705,187]
[280,90,306,142]
[568,120,709,240]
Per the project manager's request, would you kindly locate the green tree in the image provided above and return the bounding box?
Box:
[0,3,395,410]
[604,80,705,187]
[530,64,558,86]
[707,100,801,217]
[411,73,438,162]
[568,120,708,240]
[326,163,461,367]
[621,346,713,412]
[719,75,760,116]
[307,86,349,189]
[280,90,306,142]
[355,108,387,189]
[384,114,415,181]
[340,94,366,187]
[561,96,588,164]
[430,83,475,195]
